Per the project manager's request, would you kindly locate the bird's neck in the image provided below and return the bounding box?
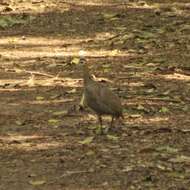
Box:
[83,65,93,85]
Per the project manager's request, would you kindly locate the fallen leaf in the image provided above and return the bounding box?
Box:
[139,31,155,39]
[167,171,185,179]
[156,146,178,154]
[79,136,94,145]
[159,106,169,113]
[29,180,46,186]
[103,13,118,19]
[137,104,145,110]
[15,120,25,126]
[182,105,189,112]
[111,49,119,56]
[67,88,77,94]
[136,104,149,113]
[48,119,60,125]
[46,63,58,68]
[85,150,95,156]
[71,57,80,65]
[36,96,44,100]
[122,165,134,172]
[52,111,67,116]
[129,114,142,118]
[169,155,190,163]
[27,75,35,87]
[106,134,119,141]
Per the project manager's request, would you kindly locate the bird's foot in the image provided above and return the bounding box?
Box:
[107,123,124,133]
[95,125,109,135]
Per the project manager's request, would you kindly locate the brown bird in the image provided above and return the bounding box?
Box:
[82,61,123,130]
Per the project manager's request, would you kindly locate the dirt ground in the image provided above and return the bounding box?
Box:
[0,0,190,189]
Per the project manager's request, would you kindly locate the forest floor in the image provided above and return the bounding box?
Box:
[0,0,190,189]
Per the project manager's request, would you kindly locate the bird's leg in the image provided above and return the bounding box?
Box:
[98,115,102,127]
[110,116,115,127]
[97,115,103,134]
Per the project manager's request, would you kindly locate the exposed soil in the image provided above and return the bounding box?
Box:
[0,0,190,189]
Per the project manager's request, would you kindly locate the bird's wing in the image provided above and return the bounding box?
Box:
[99,85,122,113]
[84,83,112,114]
[84,81,122,115]
[84,83,102,105]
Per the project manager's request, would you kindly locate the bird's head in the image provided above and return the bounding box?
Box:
[79,58,93,84]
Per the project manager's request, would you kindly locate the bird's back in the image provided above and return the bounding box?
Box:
[84,77,122,117]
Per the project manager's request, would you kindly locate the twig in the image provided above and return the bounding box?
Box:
[22,70,55,78]
[105,29,128,41]
[59,170,93,178]
[136,97,181,103]
[60,1,128,7]
[49,170,94,184]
